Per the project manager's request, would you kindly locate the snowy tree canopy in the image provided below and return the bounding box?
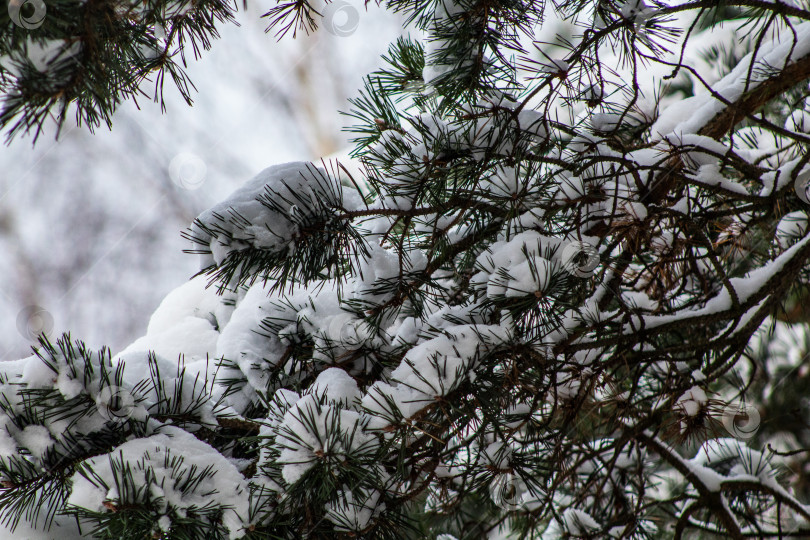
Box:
[4,0,810,538]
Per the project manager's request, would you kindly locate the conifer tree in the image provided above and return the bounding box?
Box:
[4,0,810,538]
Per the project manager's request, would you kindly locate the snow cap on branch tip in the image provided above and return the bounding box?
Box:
[309,367,361,409]
[66,427,249,539]
[189,161,364,268]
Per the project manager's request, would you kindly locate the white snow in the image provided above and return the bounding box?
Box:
[652,21,810,139]
[309,368,361,409]
[67,426,249,539]
[119,274,230,359]
[276,393,377,484]
[16,425,53,459]
[560,508,600,535]
[324,487,385,532]
[675,386,708,417]
[191,161,363,269]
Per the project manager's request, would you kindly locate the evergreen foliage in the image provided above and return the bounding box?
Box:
[4,0,810,538]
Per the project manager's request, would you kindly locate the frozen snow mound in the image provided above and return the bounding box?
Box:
[188,162,366,290]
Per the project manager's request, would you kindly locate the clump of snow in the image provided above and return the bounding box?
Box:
[16,425,54,459]
[214,280,295,412]
[325,487,386,532]
[692,438,774,481]
[309,368,361,409]
[276,393,377,484]
[675,386,707,417]
[652,21,810,138]
[67,426,249,539]
[360,381,431,431]
[560,507,600,535]
[389,325,507,400]
[471,231,578,300]
[191,162,363,269]
[786,108,810,133]
[118,274,231,362]
[776,211,809,248]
